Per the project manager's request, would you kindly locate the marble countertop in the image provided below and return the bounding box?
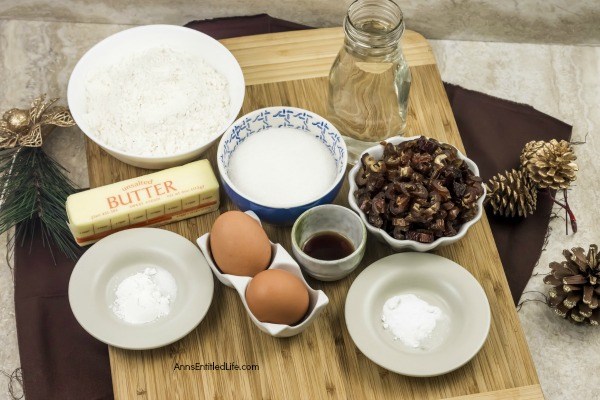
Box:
[1,0,599,45]
[0,19,598,400]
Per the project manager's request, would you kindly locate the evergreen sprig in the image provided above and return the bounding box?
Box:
[0,147,79,261]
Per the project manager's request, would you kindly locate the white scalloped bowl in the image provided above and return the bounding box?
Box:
[347,136,486,252]
[196,211,329,337]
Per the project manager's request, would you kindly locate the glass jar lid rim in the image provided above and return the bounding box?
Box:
[347,0,405,37]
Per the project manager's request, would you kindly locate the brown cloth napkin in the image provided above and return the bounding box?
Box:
[13,14,572,400]
[444,84,572,303]
[184,14,312,36]
[14,227,113,400]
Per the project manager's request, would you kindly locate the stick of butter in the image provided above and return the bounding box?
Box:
[66,160,219,246]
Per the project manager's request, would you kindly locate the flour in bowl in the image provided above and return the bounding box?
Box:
[83,46,230,156]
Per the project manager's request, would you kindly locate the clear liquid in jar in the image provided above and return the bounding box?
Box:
[328,19,411,163]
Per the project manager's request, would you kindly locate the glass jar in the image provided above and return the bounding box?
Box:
[327,0,411,164]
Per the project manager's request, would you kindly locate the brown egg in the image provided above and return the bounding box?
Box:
[209,211,271,276]
[246,269,310,325]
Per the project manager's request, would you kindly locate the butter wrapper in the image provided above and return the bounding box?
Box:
[66,160,219,246]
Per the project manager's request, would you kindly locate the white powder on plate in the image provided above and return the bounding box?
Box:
[227,127,337,207]
[111,267,177,324]
[83,46,230,157]
[381,294,444,349]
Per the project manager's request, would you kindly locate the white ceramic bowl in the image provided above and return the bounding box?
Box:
[348,136,486,252]
[68,25,245,169]
[291,204,367,281]
[196,211,329,337]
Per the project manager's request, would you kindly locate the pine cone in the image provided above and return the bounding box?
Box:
[484,169,537,218]
[544,245,600,325]
[520,139,578,189]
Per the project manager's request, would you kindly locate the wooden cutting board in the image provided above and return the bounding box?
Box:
[86,28,543,400]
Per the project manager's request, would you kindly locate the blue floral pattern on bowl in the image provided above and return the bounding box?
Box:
[217,107,348,225]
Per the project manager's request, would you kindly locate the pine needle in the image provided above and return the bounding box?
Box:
[0,147,80,261]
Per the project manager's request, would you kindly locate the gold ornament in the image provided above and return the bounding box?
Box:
[3,109,29,131]
[0,94,75,149]
[544,245,600,325]
[484,169,537,218]
[520,139,578,190]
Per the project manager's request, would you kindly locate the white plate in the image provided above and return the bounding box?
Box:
[345,252,490,377]
[68,228,214,350]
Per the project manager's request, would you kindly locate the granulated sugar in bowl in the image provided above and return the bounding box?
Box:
[68,25,245,169]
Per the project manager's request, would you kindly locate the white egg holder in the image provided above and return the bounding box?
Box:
[196,211,329,338]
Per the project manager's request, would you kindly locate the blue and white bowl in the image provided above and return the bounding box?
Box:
[217,107,347,225]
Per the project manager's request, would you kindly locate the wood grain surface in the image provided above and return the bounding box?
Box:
[221,27,435,85]
[446,385,544,400]
[85,28,542,400]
